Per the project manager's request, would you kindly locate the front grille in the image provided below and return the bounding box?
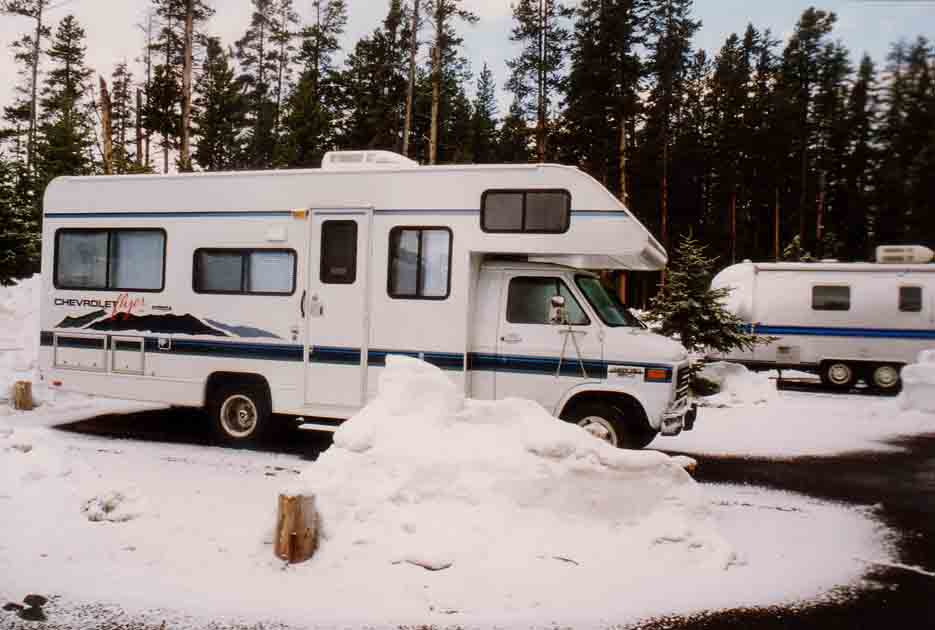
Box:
[675,365,691,402]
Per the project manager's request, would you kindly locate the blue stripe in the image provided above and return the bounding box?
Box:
[755,324,935,340]
[45,211,294,219]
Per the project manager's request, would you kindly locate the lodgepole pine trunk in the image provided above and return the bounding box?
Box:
[274,494,319,564]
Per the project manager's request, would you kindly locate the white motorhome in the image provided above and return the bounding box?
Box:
[709,246,935,391]
[38,151,695,448]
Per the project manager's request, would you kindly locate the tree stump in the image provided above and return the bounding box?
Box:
[274,494,319,564]
[13,381,33,411]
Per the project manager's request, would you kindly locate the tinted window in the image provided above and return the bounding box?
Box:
[482,190,570,233]
[194,249,295,295]
[320,221,358,284]
[900,286,923,312]
[507,277,589,325]
[388,227,452,299]
[812,285,850,311]
[55,229,165,291]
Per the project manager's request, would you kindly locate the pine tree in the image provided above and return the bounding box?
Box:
[495,99,531,163]
[506,0,572,161]
[35,14,95,188]
[108,62,140,173]
[839,54,878,260]
[340,0,409,151]
[643,234,770,354]
[193,37,248,171]
[470,63,498,163]
[280,0,348,167]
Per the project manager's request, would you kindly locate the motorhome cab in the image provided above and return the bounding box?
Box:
[38,150,695,448]
[710,245,935,391]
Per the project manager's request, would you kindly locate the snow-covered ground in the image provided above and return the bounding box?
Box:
[0,276,927,627]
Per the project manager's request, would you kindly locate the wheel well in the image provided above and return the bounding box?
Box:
[204,372,271,407]
[560,391,647,423]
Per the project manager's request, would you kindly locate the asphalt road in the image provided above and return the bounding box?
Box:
[49,406,935,628]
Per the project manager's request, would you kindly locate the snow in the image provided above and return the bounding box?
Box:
[697,361,776,408]
[899,349,935,414]
[0,276,907,626]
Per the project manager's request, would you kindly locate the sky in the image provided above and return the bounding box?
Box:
[0,0,933,123]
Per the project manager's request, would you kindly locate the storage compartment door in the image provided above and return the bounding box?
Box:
[53,333,108,371]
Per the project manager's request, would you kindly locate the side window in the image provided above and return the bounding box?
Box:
[481,190,570,234]
[899,286,923,312]
[55,229,165,291]
[388,227,452,299]
[320,220,358,284]
[194,249,296,295]
[507,277,589,325]
[812,285,850,311]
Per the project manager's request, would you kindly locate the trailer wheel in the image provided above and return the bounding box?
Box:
[560,400,656,450]
[870,364,901,392]
[820,361,856,389]
[208,382,271,445]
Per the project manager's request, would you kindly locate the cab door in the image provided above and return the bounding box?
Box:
[303,208,372,410]
[494,273,603,411]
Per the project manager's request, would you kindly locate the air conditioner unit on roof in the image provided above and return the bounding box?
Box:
[875,245,935,264]
[321,150,418,170]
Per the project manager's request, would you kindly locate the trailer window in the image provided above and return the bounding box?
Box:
[812,285,850,311]
[320,221,357,284]
[900,286,923,312]
[388,227,451,299]
[481,190,570,233]
[194,249,296,295]
[507,277,589,325]
[55,229,165,292]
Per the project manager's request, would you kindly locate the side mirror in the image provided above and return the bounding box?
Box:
[549,295,566,324]
[550,295,566,308]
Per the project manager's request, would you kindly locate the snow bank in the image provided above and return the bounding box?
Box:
[298,356,735,591]
[899,349,935,413]
[697,361,775,408]
[0,275,41,401]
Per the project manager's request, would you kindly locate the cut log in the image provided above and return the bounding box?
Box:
[13,381,33,411]
[274,494,318,564]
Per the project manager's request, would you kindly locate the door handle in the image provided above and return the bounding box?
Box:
[300,290,306,318]
[500,333,522,344]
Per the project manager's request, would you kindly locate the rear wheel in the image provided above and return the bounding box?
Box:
[208,381,271,446]
[560,400,657,450]
[820,361,856,390]
[869,364,901,392]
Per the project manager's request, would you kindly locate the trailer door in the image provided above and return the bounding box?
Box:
[304,208,372,410]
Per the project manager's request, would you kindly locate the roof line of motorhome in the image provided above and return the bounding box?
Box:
[749,263,935,272]
[50,162,571,184]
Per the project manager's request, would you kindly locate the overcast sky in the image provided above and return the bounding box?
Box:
[1,0,933,122]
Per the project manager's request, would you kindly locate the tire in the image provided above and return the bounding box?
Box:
[560,400,657,450]
[208,381,271,446]
[820,361,856,390]
[869,364,901,393]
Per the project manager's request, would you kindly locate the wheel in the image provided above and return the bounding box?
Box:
[869,364,901,392]
[208,382,271,445]
[820,361,856,389]
[560,400,657,450]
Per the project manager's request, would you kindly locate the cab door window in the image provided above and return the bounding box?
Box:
[506,277,589,325]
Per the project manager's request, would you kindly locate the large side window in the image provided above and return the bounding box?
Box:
[194,249,296,295]
[320,220,358,284]
[899,286,923,312]
[388,227,452,299]
[507,277,589,325]
[812,285,850,311]
[55,229,165,291]
[481,190,570,233]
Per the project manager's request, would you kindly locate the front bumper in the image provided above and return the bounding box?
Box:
[660,398,698,436]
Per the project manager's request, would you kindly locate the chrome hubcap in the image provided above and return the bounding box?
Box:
[220,395,258,438]
[577,416,618,446]
[873,365,899,389]
[828,363,852,386]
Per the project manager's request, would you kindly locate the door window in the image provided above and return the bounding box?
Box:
[899,286,923,312]
[507,277,589,325]
[320,220,358,284]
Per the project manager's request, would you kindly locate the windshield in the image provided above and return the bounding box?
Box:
[575,275,644,328]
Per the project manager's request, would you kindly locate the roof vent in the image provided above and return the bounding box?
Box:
[875,245,934,264]
[321,150,418,170]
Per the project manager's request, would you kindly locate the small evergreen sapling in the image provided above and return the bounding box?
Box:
[643,234,771,355]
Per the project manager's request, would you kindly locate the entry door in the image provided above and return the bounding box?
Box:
[304,208,372,409]
[494,273,604,411]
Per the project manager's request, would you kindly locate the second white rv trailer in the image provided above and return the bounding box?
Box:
[709,247,935,390]
[38,151,695,448]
